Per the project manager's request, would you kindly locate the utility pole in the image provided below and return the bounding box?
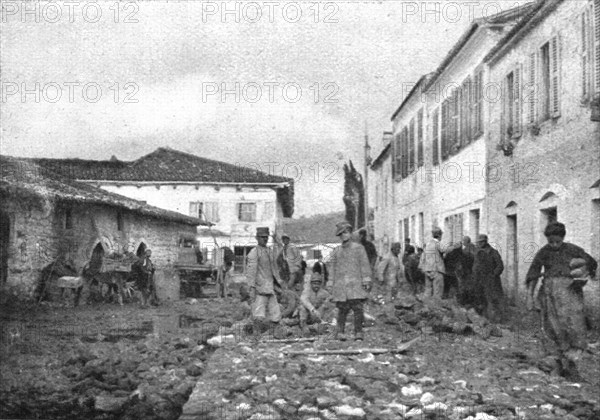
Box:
[364,122,372,235]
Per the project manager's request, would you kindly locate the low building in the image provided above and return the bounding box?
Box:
[0,155,202,298]
[34,147,294,274]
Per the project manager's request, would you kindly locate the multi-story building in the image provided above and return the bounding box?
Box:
[484,0,599,303]
[35,147,294,273]
[374,3,534,250]
[372,0,600,316]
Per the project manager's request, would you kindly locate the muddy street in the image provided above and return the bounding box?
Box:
[1,296,599,420]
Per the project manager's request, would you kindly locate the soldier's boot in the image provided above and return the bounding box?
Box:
[300,321,310,338]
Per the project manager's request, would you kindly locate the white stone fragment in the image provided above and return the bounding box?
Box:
[423,402,447,413]
[299,405,319,414]
[401,384,423,397]
[265,374,277,382]
[334,405,365,416]
[307,356,324,362]
[419,392,434,405]
[207,335,236,346]
[405,407,423,418]
[236,402,251,410]
[358,353,374,363]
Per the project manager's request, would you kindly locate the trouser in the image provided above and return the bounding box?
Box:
[384,277,398,302]
[424,271,444,299]
[252,293,282,323]
[336,299,365,334]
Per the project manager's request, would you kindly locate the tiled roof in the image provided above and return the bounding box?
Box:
[1,155,203,226]
[34,147,291,183]
[370,143,391,170]
[423,1,538,92]
[484,0,561,65]
[33,147,295,217]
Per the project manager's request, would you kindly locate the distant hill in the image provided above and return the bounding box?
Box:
[282,211,345,244]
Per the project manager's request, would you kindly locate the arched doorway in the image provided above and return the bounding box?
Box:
[89,243,105,273]
[0,210,10,284]
[136,242,147,258]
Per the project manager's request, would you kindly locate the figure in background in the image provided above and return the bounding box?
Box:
[456,236,482,310]
[404,245,424,295]
[218,246,234,298]
[329,222,372,341]
[419,228,461,301]
[299,272,332,336]
[279,233,303,292]
[359,229,378,275]
[312,256,329,289]
[525,222,597,380]
[246,227,283,336]
[472,234,506,323]
[132,249,157,307]
[377,242,404,302]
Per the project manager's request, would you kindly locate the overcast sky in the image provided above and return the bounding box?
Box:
[1,0,531,216]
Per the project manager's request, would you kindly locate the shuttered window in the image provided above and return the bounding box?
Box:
[595,0,600,93]
[473,70,484,137]
[505,71,514,139]
[441,99,450,161]
[417,109,424,167]
[190,202,220,222]
[408,118,415,173]
[527,52,537,124]
[462,77,472,145]
[549,35,561,118]
[393,133,402,179]
[402,126,409,178]
[513,64,523,138]
[432,108,440,166]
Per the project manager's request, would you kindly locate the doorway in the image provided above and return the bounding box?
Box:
[506,214,518,304]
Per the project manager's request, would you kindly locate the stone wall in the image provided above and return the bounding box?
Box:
[0,191,197,299]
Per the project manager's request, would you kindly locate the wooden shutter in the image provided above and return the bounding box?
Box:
[441,100,449,161]
[513,64,522,138]
[189,202,199,218]
[402,126,409,178]
[549,34,561,118]
[583,10,591,99]
[408,118,415,173]
[464,77,472,144]
[595,0,600,93]
[417,109,424,167]
[393,133,400,178]
[206,202,220,223]
[528,52,537,124]
[432,108,439,166]
[500,80,507,143]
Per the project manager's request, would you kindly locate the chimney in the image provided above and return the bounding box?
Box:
[382,131,393,147]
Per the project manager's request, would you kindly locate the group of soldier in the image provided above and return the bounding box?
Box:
[242,220,598,379]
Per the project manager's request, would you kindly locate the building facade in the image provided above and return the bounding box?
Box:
[372,0,600,313]
[484,0,600,304]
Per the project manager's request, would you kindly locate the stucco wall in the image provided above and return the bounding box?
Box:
[485,0,600,318]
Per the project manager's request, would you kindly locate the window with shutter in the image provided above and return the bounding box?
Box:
[450,92,458,155]
[528,52,537,124]
[505,71,514,138]
[595,0,600,93]
[417,109,424,167]
[189,202,200,218]
[205,202,220,223]
[500,79,507,143]
[441,100,449,161]
[540,42,551,121]
[432,108,440,166]
[408,118,415,173]
[476,70,484,136]
[583,10,591,100]
[513,64,522,138]
[549,35,561,118]
[393,133,402,179]
[463,77,472,144]
[402,126,409,178]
